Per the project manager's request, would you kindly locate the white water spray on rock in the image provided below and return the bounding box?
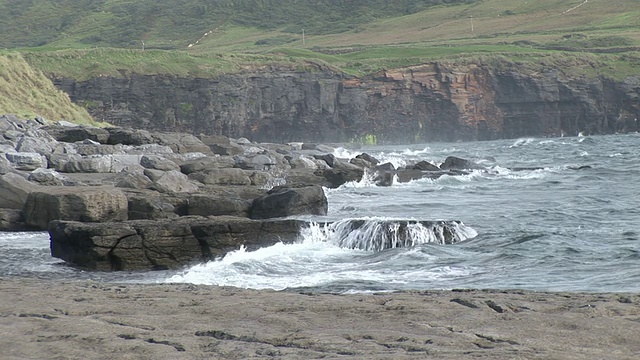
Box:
[300,218,477,251]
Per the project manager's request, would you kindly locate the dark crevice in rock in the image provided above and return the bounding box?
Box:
[451,298,479,309]
[475,333,520,345]
[485,300,506,313]
[107,233,138,271]
[145,338,186,352]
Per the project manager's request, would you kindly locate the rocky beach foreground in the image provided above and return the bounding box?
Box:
[1,278,639,359]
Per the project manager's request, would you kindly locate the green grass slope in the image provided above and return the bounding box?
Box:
[0,53,95,123]
[2,0,639,80]
[0,0,472,49]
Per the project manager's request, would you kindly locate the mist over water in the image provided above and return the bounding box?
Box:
[2,133,640,293]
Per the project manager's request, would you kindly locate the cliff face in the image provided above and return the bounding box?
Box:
[53,63,640,143]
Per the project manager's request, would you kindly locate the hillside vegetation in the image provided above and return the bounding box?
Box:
[0,53,94,123]
[1,0,637,75]
[0,0,472,49]
[1,0,640,121]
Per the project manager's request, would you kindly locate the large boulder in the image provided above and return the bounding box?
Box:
[188,168,252,186]
[179,156,236,174]
[355,152,380,166]
[49,216,304,270]
[250,185,327,219]
[148,170,200,193]
[140,155,180,171]
[15,130,57,155]
[287,154,320,170]
[440,156,482,170]
[48,153,82,172]
[234,154,277,171]
[199,134,244,156]
[106,127,155,146]
[73,141,126,156]
[152,132,212,155]
[0,155,13,174]
[125,144,174,155]
[395,169,445,183]
[125,190,184,220]
[283,170,329,187]
[43,125,110,144]
[187,194,250,217]
[113,171,153,190]
[0,114,26,133]
[27,168,67,186]
[61,154,142,173]
[372,162,396,187]
[317,159,365,188]
[0,208,32,231]
[0,173,40,209]
[413,160,441,172]
[62,155,112,173]
[22,187,128,230]
[4,152,47,170]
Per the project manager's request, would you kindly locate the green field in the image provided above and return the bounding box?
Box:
[1,0,638,75]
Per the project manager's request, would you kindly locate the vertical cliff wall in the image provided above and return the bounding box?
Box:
[53,63,640,143]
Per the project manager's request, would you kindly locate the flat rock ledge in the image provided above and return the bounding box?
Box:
[50,216,305,271]
[1,278,639,360]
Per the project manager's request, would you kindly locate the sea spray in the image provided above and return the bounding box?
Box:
[300,218,477,251]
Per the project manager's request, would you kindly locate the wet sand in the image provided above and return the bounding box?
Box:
[1,278,639,359]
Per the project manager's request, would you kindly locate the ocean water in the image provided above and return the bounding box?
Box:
[2,133,640,293]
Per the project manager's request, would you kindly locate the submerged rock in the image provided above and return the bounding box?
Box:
[440,156,483,171]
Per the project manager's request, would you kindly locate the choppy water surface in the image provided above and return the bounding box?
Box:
[2,134,640,293]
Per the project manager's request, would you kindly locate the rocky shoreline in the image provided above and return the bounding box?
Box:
[1,278,639,359]
[0,114,478,271]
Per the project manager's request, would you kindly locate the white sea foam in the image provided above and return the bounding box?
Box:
[166,217,477,290]
[332,146,361,159]
[0,232,49,250]
[538,140,556,145]
[166,241,366,289]
[510,138,535,148]
[300,218,477,251]
[0,232,63,276]
[332,146,433,170]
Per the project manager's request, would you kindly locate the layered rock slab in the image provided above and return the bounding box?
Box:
[49,216,304,271]
[23,186,128,229]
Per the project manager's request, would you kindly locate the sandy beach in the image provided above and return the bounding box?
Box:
[1,278,639,359]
